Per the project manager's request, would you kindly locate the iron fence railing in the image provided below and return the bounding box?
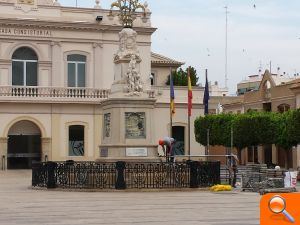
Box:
[125,162,190,189]
[32,161,222,190]
[1,155,5,171]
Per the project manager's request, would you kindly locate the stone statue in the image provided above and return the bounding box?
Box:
[126,54,143,95]
[217,102,223,114]
[115,28,139,60]
[111,1,145,96]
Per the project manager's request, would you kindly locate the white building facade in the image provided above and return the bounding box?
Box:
[0,0,204,169]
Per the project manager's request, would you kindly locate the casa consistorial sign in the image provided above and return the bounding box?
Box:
[0,27,52,37]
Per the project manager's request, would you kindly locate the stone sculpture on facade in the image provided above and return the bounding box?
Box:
[126,54,143,95]
[115,28,139,60]
[110,0,148,96]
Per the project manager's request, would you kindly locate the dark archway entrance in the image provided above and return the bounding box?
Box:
[172,126,185,155]
[7,120,41,169]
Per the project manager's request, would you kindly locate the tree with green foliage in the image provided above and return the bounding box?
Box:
[276,109,300,149]
[195,114,234,147]
[232,112,278,149]
[194,110,300,151]
[166,66,198,86]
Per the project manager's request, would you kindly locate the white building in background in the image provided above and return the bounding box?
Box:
[0,0,205,170]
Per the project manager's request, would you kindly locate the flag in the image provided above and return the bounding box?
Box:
[203,69,210,115]
[170,71,175,115]
[188,67,193,117]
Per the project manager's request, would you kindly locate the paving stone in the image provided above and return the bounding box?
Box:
[0,170,260,225]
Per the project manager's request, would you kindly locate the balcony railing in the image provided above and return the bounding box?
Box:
[0,86,109,103]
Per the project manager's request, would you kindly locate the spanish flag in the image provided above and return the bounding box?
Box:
[188,67,193,117]
[170,72,175,115]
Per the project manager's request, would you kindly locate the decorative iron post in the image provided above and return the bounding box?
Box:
[109,0,146,28]
[188,161,199,188]
[115,161,126,189]
[31,162,40,187]
[46,161,57,189]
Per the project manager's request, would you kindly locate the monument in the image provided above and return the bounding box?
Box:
[99,0,159,162]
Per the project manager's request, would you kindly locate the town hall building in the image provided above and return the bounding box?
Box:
[0,0,205,169]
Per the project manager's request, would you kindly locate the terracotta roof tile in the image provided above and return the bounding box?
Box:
[151,52,184,66]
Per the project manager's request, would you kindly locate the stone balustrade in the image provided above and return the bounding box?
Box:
[0,86,109,103]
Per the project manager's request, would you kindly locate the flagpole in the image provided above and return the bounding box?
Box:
[188,112,191,160]
[187,67,191,160]
[204,69,210,160]
[170,67,173,138]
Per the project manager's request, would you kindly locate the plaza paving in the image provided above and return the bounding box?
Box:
[0,170,261,225]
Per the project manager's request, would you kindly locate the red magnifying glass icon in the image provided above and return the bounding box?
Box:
[268,195,295,223]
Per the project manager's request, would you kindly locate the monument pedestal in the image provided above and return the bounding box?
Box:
[99,26,159,162]
[98,97,159,162]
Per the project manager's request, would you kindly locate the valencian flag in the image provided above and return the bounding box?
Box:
[170,73,175,115]
[203,70,210,115]
[188,67,193,117]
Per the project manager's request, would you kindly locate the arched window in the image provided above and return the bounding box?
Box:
[69,125,84,156]
[12,47,38,86]
[67,54,86,87]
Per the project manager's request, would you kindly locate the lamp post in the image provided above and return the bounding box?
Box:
[110,0,146,28]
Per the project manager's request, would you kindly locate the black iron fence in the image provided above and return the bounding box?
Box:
[32,161,221,190]
[1,155,5,171]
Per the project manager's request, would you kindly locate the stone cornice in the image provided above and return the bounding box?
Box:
[290,83,300,94]
[39,61,52,67]
[0,3,152,15]
[101,97,157,108]
[0,59,11,65]
[0,137,8,142]
[0,18,157,35]
[0,59,51,66]
[155,102,204,109]
[41,137,51,143]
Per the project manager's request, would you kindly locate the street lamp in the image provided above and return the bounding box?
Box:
[110,0,146,28]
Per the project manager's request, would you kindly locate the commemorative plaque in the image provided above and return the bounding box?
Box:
[125,112,146,139]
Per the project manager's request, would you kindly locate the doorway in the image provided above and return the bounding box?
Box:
[172,126,185,155]
[7,120,42,169]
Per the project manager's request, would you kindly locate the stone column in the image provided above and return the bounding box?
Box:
[244,148,248,164]
[0,137,8,170]
[51,42,62,87]
[296,93,300,108]
[258,146,264,164]
[272,144,278,165]
[296,145,300,169]
[41,137,52,162]
[93,43,103,89]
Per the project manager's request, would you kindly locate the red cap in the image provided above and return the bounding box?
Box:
[159,140,164,145]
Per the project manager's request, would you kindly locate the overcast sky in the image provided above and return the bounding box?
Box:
[60,0,300,94]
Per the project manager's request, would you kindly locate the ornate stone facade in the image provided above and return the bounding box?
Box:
[126,55,143,95]
[125,112,146,139]
[113,28,144,95]
[0,0,204,169]
[103,113,111,138]
[114,28,139,61]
